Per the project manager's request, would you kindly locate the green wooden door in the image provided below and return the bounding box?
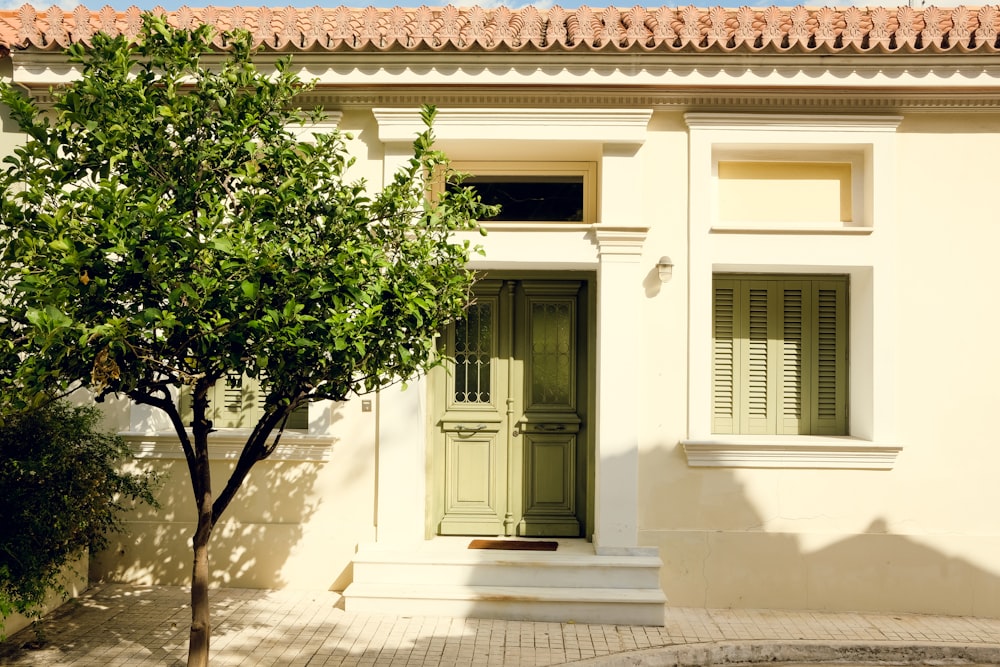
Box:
[435,280,586,537]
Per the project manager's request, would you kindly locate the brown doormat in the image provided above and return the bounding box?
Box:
[468,539,558,551]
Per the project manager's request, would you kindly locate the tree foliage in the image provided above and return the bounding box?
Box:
[0,15,493,666]
[0,402,158,637]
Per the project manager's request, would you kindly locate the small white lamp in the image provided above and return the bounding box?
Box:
[657,256,674,283]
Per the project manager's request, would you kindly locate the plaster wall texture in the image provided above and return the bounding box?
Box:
[93,396,377,592]
[3,65,1000,617]
[2,553,88,638]
[637,111,1000,615]
[0,59,20,158]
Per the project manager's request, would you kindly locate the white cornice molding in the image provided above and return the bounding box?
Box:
[373,107,652,144]
[12,73,1000,112]
[32,87,998,113]
[323,90,1000,112]
[12,48,1000,91]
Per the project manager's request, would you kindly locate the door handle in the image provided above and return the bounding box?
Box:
[455,424,487,432]
[533,423,567,432]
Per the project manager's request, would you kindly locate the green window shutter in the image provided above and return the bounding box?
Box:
[177,372,309,430]
[285,402,310,430]
[713,274,848,436]
[739,282,777,434]
[778,281,809,435]
[810,280,848,435]
[256,371,309,430]
[214,371,254,428]
[179,385,194,425]
[712,280,737,434]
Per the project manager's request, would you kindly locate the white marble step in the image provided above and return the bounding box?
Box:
[351,550,662,589]
[344,582,666,625]
[343,539,666,625]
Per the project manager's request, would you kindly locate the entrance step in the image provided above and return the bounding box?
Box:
[342,538,666,626]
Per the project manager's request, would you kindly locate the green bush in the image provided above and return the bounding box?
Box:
[0,401,158,635]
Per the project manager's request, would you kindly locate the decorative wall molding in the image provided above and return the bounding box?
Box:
[22,87,1000,113]
[684,113,904,132]
[682,439,903,470]
[373,107,652,143]
[122,431,336,462]
[308,89,1000,113]
[592,227,649,260]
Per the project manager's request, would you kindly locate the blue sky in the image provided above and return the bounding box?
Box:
[0,0,951,18]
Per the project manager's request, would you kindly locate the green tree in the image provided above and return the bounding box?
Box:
[0,16,493,666]
[0,402,158,639]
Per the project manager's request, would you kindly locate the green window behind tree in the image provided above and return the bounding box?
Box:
[180,373,309,430]
[713,274,848,435]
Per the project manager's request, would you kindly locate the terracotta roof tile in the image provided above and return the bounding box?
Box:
[2,4,1000,54]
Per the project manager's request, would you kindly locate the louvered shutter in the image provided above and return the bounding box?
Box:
[809,280,848,434]
[740,281,778,434]
[778,281,809,434]
[713,274,847,436]
[712,280,737,434]
[179,371,308,430]
[256,370,309,430]
[212,371,256,428]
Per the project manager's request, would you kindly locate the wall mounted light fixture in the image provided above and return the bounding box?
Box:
[657,256,674,283]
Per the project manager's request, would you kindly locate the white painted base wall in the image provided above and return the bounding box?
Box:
[3,552,88,639]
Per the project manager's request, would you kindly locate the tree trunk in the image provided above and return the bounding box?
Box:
[187,505,213,667]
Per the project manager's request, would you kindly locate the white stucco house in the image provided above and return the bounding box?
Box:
[4,3,1000,625]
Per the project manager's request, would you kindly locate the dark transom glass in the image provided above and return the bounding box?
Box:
[457,175,584,222]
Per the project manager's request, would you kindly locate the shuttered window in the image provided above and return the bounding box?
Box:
[712,275,847,435]
[180,372,309,430]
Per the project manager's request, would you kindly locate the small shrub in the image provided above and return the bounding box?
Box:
[0,401,158,637]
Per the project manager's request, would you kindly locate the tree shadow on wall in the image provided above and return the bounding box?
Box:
[89,400,375,617]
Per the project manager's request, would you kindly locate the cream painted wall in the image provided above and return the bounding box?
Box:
[3,553,88,638]
[637,111,1000,617]
[4,57,1000,618]
[0,58,22,157]
[94,399,377,591]
[717,161,852,223]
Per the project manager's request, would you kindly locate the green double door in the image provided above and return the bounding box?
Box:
[433,279,588,537]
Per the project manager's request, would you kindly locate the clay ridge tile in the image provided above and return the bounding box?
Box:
[2,4,1000,54]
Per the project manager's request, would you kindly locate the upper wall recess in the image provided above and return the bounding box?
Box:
[3,4,1000,55]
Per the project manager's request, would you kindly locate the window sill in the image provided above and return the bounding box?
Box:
[681,436,901,470]
[120,430,336,463]
[480,221,595,232]
[710,224,873,235]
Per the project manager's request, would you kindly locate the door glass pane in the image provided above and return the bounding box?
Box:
[454,303,492,404]
[530,301,572,406]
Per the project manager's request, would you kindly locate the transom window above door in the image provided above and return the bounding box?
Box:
[450,162,596,224]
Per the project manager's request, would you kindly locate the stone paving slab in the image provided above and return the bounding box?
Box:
[1,584,999,666]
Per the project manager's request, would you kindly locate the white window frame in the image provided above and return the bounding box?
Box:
[682,114,902,470]
[121,386,336,462]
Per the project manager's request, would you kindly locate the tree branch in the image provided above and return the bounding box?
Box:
[211,406,285,523]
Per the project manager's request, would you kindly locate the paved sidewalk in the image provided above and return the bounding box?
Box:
[2,584,999,666]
